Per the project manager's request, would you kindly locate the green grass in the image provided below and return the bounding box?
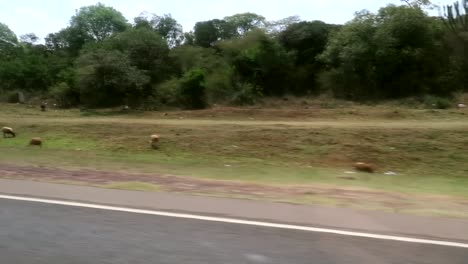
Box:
[1,103,468,198]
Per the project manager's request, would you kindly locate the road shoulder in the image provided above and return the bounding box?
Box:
[0,178,467,242]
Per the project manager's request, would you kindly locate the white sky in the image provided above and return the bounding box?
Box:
[0,0,453,41]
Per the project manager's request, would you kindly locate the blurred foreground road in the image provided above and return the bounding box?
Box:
[1,198,468,264]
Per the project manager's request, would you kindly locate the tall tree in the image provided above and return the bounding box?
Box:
[107,27,172,84]
[401,0,436,9]
[319,5,442,99]
[19,33,39,44]
[0,22,18,45]
[224,13,267,35]
[76,49,149,107]
[266,16,301,34]
[134,13,184,47]
[279,21,338,94]
[219,30,293,96]
[441,0,468,91]
[442,0,468,34]
[70,3,128,42]
[0,23,19,58]
[194,19,237,47]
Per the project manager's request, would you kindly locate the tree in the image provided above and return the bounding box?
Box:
[373,5,441,96]
[266,16,301,34]
[70,3,128,42]
[45,27,85,56]
[318,10,378,98]
[20,33,39,44]
[194,19,237,47]
[219,30,293,96]
[134,13,184,47]
[441,0,468,91]
[0,23,19,59]
[183,31,195,45]
[107,27,172,84]
[319,5,442,99]
[280,21,335,65]
[150,14,184,47]
[224,13,267,35]
[401,0,436,9]
[0,22,18,45]
[279,21,338,94]
[442,0,468,34]
[45,3,128,56]
[76,49,149,107]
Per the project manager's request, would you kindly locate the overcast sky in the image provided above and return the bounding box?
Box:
[0,0,452,41]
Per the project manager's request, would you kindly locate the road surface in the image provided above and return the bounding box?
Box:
[1,198,467,264]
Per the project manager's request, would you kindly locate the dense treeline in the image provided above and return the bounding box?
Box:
[0,1,466,109]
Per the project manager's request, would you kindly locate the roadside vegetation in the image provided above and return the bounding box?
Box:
[0,1,467,109]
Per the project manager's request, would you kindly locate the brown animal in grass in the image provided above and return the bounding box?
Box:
[29,137,42,148]
[150,134,159,149]
[354,162,375,173]
[2,127,15,138]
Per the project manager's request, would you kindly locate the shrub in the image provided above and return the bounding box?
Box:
[179,68,208,109]
[423,95,452,109]
[49,82,79,107]
[230,83,262,106]
[205,68,235,103]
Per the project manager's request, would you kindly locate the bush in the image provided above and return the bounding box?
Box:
[205,68,235,103]
[230,83,262,106]
[179,68,208,109]
[155,78,181,106]
[75,49,150,107]
[49,82,79,107]
[423,95,453,109]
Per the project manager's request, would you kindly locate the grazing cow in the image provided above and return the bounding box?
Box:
[2,127,15,138]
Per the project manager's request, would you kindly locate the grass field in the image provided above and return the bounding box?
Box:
[1,102,468,215]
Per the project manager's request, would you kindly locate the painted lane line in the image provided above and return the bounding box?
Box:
[1,194,467,249]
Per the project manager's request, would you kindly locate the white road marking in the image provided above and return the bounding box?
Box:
[1,194,467,249]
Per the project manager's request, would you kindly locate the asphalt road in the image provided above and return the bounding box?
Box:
[1,199,467,264]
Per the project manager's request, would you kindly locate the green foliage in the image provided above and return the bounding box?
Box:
[1,2,468,108]
[76,49,150,107]
[107,27,171,84]
[230,83,261,105]
[423,95,453,109]
[170,45,235,103]
[155,78,181,106]
[0,23,19,59]
[0,22,18,44]
[279,21,338,94]
[134,13,184,47]
[319,5,448,99]
[70,3,129,42]
[224,13,267,35]
[194,19,237,47]
[49,82,79,107]
[205,67,235,103]
[179,68,208,109]
[219,30,293,96]
[442,1,468,91]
